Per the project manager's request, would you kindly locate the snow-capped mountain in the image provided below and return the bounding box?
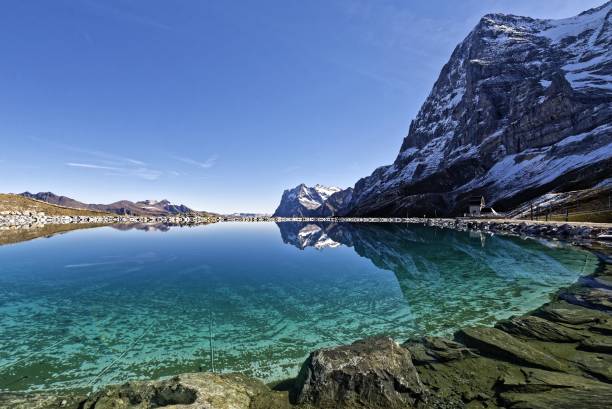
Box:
[272,184,344,217]
[342,2,612,217]
[135,199,193,215]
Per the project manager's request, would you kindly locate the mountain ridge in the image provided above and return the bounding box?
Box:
[272,184,346,217]
[276,1,612,218]
[19,192,216,217]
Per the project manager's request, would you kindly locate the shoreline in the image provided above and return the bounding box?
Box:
[2,212,611,231]
[1,221,611,408]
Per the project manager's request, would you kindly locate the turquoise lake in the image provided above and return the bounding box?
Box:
[0,222,599,393]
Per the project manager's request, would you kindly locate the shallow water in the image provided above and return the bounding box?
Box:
[0,222,599,392]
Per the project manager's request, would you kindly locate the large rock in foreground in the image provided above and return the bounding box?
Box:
[3,372,286,409]
[78,372,289,409]
[291,336,428,408]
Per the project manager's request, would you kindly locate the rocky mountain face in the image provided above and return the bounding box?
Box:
[344,2,612,217]
[275,2,611,218]
[272,184,345,217]
[19,192,211,216]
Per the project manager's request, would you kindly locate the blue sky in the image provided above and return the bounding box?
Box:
[0,0,604,213]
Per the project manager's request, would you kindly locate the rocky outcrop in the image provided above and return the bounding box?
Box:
[272,184,345,217]
[318,188,353,217]
[80,373,291,409]
[418,218,612,241]
[291,337,428,408]
[342,2,612,217]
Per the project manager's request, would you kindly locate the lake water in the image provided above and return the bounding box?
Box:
[0,222,599,393]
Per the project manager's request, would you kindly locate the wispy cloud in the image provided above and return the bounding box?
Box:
[29,136,146,165]
[66,147,146,167]
[172,155,218,169]
[132,167,163,181]
[26,136,163,181]
[66,162,162,180]
[66,162,121,171]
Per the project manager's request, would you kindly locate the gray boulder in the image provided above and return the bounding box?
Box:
[291,336,428,408]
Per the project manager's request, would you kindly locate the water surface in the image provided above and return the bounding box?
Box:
[0,222,598,392]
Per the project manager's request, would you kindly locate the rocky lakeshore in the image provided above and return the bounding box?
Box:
[2,209,611,241]
[0,211,218,227]
[1,233,611,409]
[422,218,612,243]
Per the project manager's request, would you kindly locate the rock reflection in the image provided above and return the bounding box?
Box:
[277,222,598,334]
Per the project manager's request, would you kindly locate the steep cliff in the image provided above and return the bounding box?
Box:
[346,2,612,216]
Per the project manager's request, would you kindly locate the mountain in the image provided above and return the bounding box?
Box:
[19,192,214,217]
[272,184,344,217]
[318,188,354,216]
[20,191,91,210]
[226,212,271,218]
[133,199,193,215]
[337,2,611,217]
[1,193,113,216]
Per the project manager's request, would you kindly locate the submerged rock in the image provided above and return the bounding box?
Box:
[291,336,428,408]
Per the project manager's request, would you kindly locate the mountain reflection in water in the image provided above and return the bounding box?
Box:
[276,222,597,334]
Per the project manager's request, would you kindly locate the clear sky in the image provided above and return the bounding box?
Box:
[1,0,604,213]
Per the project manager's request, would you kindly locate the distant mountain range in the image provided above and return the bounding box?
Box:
[19,192,216,217]
[226,212,271,218]
[275,2,612,217]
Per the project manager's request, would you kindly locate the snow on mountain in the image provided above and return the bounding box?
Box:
[134,199,193,214]
[342,1,612,217]
[313,184,342,200]
[272,184,346,217]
